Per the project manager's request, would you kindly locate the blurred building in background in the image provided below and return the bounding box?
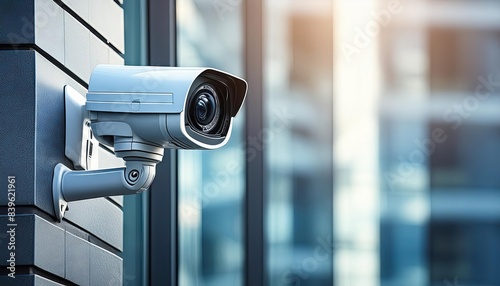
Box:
[175,0,500,285]
[264,1,333,286]
[177,0,333,285]
[379,0,500,286]
[177,1,245,285]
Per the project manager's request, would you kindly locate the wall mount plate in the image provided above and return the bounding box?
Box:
[53,163,70,222]
[64,85,99,170]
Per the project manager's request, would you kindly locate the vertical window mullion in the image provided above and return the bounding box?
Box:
[244,0,265,285]
[147,1,178,286]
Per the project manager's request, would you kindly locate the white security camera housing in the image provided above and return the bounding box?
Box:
[87,65,247,154]
[52,65,247,221]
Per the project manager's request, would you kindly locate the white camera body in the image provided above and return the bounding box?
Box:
[87,65,247,162]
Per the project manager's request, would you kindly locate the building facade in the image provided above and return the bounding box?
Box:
[0,0,126,285]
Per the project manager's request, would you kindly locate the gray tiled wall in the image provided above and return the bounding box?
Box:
[0,0,125,284]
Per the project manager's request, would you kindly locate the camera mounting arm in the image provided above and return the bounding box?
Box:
[52,161,156,222]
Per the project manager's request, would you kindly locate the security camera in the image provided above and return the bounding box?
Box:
[52,65,247,221]
[87,65,247,155]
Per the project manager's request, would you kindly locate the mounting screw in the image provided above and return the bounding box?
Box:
[128,170,140,182]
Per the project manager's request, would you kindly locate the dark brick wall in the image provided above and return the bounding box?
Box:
[0,0,125,284]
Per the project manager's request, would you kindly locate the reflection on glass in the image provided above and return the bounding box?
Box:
[177,0,500,285]
[378,0,500,286]
[431,123,500,189]
[177,1,245,285]
[430,28,500,93]
[334,1,382,285]
[265,1,334,285]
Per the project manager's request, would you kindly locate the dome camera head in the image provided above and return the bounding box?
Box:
[86,65,247,162]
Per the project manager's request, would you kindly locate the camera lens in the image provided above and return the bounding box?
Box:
[195,94,216,125]
[189,84,221,133]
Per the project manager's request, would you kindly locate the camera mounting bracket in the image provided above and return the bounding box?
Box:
[52,161,156,222]
[64,85,100,170]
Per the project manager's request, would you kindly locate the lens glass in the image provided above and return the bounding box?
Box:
[189,84,221,133]
[195,93,216,124]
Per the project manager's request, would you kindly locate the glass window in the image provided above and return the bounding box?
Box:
[430,123,500,189]
[378,1,500,286]
[430,28,500,93]
[430,222,500,285]
[177,1,245,285]
[264,1,334,285]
